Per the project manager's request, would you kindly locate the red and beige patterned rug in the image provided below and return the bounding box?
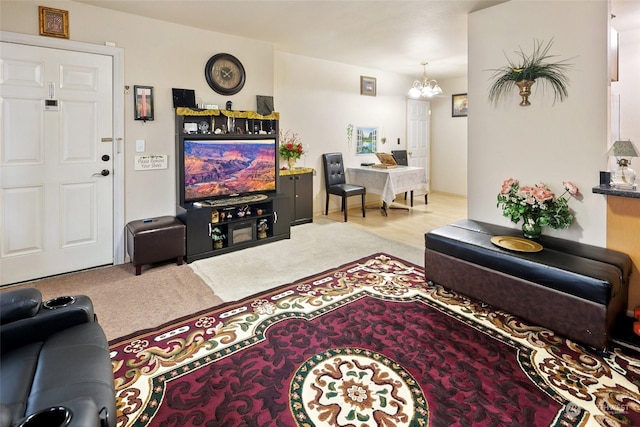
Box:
[110,253,640,426]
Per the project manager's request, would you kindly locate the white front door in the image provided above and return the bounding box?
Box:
[406,98,430,191]
[0,42,114,284]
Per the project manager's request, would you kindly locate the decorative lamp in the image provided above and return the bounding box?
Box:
[408,62,443,98]
[607,139,639,189]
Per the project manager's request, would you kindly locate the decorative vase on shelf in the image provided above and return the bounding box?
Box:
[522,217,542,240]
[515,80,535,106]
[287,157,297,170]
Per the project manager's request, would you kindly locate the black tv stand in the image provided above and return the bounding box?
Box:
[176,193,291,262]
[175,109,288,262]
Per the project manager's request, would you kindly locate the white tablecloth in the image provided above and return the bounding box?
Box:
[346,166,428,205]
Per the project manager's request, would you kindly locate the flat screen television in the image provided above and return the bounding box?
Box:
[182,138,277,203]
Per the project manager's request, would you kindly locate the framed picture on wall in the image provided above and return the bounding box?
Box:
[360,76,377,96]
[39,6,69,39]
[134,86,154,121]
[356,127,377,154]
[452,93,468,117]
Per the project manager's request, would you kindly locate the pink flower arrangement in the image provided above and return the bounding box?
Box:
[497,178,580,231]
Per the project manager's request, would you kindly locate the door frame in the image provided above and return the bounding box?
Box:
[1,31,126,265]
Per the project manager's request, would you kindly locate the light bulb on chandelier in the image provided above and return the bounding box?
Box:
[408,61,442,98]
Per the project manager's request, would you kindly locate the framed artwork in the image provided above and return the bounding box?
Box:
[360,76,377,96]
[356,127,377,155]
[39,6,69,39]
[452,93,468,117]
[134,86,154,121]
[256,95,274,116]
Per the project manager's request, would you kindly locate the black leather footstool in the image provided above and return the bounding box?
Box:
[126,216,186,275]
[425,219,630,350]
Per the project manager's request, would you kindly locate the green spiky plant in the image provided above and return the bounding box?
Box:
[488,39,573,105]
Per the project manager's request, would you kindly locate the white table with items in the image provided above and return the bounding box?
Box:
[346,165,428,215]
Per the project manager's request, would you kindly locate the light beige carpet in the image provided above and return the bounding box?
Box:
[190,218,424,302]
[3,262,223,341]
[3,219,423,340]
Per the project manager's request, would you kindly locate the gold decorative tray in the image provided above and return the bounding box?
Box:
[490,236,543,253]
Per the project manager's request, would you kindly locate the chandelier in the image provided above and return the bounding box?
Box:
[408,62,442,98]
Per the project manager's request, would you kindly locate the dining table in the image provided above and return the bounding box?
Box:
[346,165,428,215]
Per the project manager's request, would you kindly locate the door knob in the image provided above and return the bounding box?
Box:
[92,169,110,177]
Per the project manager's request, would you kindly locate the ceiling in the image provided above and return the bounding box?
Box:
[75,0,640,81]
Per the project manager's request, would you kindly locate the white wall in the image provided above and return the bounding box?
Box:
[468,1,609,245]
[274,52,412,212]
[430,77,468,196]
[612,27,640,147]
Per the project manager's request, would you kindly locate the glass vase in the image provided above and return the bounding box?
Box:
[287,157,296,170]
[522,218,542,240]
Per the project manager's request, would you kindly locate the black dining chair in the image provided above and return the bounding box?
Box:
[391,150,428,205]
[391,150,414,204]
[322,153,366,222]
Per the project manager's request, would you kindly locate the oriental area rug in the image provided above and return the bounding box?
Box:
[110,253,640,427]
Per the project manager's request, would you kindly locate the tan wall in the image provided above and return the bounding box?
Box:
[607,197,640,311]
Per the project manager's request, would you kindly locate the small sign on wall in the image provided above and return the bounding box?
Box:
[135,154,168,171]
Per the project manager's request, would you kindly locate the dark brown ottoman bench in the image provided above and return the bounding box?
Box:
[126,216,186,275]
[424,219,631,350]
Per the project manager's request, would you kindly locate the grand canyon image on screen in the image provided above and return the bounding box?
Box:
[184,140,276,201]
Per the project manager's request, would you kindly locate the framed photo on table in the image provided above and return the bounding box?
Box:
[360,76,377,96]
[134,86,154,121]
[452,93,468,117]
[39,6,69,39]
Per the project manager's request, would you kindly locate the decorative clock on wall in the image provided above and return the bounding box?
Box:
[204,53,246,96]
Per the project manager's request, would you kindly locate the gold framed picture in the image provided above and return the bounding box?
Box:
[39,6,69,39]
[360,76,376,97]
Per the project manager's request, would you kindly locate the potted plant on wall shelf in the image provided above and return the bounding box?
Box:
[488,38,572,106]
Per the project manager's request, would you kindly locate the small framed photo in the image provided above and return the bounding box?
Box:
[39,6,69,39]
[360,76,377,97]
[134,86,154,121]
[452,93,468,117]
